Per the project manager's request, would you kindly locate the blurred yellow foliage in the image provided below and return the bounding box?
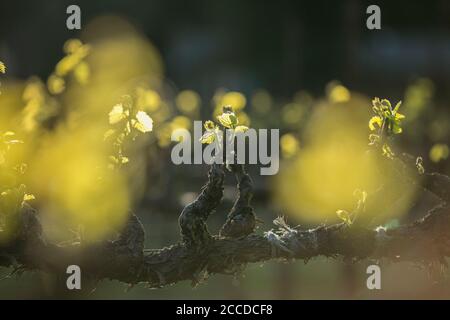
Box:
[429,143,449,163]
[136,87,161,112]
[63,15,164,123]
[55,39,90,77]
[219,91,246,111]
[176,90,200,116]
[280,133,300,159]
[0,80,26,130]
[27,127,130,242]
[171,115,191,131]
[403,78,434,122]
[22,78,60,132]
[281,102,305,127]
[327,81,351,103]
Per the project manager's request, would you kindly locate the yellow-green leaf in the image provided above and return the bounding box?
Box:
[4,139,23,145]
[382,143,395,159]
[134,111,153,133]
[204,120,215,131]
[0,61,5,74]
[3,131,15,137]
[199,131,216,144]
[109,104,128,125]
[394,112,405,120]
[109,156,119,164]
[235,125,249,133]
[372,97,382,112]
[336,210,352,225]
[429,144,449,163]
[393,101,402,113]
[23,194,35,201]
[392,123,402,134]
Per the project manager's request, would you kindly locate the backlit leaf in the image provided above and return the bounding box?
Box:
[235,125,249,133]
[109,104,128,125]
[336,210,352,226]
[134,111,153,133]
[23,194,35,201]
[217,111,238,129]
[200,131,216,144]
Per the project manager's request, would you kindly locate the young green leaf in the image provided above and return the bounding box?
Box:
[392,123,402,134]
[235,125,249,133]
[217,111,238,129]
[23,194,35,201]
[368,116,382,131]
[393,101,402,113]
[382,143,395,159]
[204,120,215,131]
[134,111,153,133]
[199,131,216,144]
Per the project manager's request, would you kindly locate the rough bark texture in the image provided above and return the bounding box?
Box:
[0,161,449,289]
